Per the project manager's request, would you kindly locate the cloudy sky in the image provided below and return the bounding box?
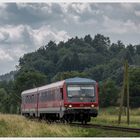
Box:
[0,3,140,75]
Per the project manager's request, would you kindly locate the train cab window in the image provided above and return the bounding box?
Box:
[67,86,80,97]
[60,88,63,99]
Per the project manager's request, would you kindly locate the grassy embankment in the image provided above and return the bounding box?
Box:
[0,107,140,137]
[92,107,140,128]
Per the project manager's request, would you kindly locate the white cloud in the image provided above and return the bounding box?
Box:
[31,25,70,47]
[0,3,140,75]
[0,4,9,20]
[0,24,70,61]
[0,3,7,9]
[17,3,53,15]
[0,23,70,74]
[11,46,27,58]
[0,24,70,45]
[0,48,13,61]
[0,25,27,44]
[60,3,95,24]
[134,10,140,16]
[120,3,135,11]
[0,31,9,42]
[70,3,92,14]
[102,16,140,34]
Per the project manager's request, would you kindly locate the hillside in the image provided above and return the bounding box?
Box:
[0,34,140,113]
[0,71,17,82]
[17,34,140,84]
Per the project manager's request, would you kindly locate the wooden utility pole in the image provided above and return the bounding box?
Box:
[126,61,130,125]
[118,60,130,125]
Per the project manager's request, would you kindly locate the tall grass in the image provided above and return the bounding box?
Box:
[0,114,86,137]
[0,108,140,137]
[91,107,140,128]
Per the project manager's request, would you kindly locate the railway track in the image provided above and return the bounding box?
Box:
[70,123,140,133]
[28,117,140,134]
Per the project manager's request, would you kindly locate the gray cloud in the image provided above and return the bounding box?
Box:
[0,3,140,75]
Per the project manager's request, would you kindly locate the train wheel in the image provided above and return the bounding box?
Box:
[60,118,67,124]
[81,120,87,125]
[68,119,73,124]
[84,120,87,124]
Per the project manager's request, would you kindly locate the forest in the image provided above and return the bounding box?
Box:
[0,34,140,113]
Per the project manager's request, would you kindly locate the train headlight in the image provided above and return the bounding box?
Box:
[91,104,94,108]
[69,104,72,108]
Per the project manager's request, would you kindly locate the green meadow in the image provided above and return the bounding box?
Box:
[0,107,139,137]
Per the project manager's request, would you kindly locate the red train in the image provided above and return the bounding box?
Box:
[21,77,99,124]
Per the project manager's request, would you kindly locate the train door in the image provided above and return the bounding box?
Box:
[36,93,39,117]
[59,88,64,118]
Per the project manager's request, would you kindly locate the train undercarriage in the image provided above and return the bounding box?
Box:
[22,108,98,124]
[63,108,98,124]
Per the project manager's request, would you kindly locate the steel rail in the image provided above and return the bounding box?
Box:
[70,123,140,133]
[26,117,140,133]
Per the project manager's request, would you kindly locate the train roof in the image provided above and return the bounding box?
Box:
[21,77,96,95]
[21,80,65,95]
[21,87,38,95]
[38,80,65,92]
[65,77,96,84]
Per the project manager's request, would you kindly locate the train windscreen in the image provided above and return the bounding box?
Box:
[67,85,96,102]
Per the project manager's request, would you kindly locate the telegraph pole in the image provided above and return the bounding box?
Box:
[126,61,130,125]
[118,60,130,125]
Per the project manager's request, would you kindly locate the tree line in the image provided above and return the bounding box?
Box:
[0,34,140,113]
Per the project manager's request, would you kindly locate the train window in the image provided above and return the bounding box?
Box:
[42,92,46,102]
[46,91,48,101]
[44,92,46,100]
[81,86,95,96]
[27,96,28,103]
[54,88,58,100]
[32,95,34,103]
[28,96,30,103]
[47,90,50,101]
[67,85,95,97]
[67,86,80,96]
[34,94,36,103]
[46,91,48,100]
[55,88,59,101]
[54,88,58,101]
[27,96,30,103]
[51,90,53,101]
[52,90,54,100]
[29,96,31,103]
[48,90,50,101]
[30,96,31,103]
[51,90,54,101]
[26,96,28,103]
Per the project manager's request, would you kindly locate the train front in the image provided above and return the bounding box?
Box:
[63,77,99,124]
